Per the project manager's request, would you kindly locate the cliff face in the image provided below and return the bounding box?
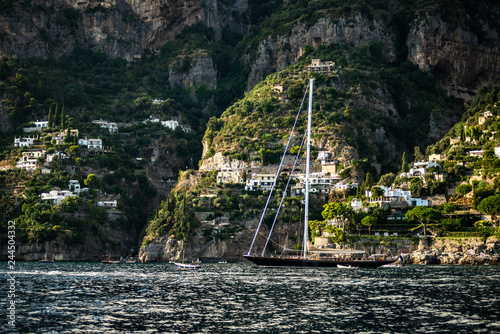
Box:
[246,11,500,99]
[246,15,398,90]
[0,0,249,61]
[2,2,499,100]
[407,14,500,100]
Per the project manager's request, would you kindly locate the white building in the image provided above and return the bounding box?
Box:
[245,173,276,191]
[143,117,160,124]
[93,120,118,134]
[79,137,102,150]
[97,200,117,207]
[403,161,440,178]
[317,151,332,161]
[217,169,244,184]
[350,198,363,211]
[308,59,336,75]
[428,154,447,162]
[291,172,340,196]
[40,190,76,204]
[333,182,359,191]
[161,120,179,130]
[23,150,46,158]
[15,156,38,171]
[469,150,484,157]
[68,180,81,193]
[14,136,36,147]
[359,186,428,211]
[33,120,48,128]
[23,120,48,132]
[478,111,493,125]
[495,146,500,158]
[46,152,69,163]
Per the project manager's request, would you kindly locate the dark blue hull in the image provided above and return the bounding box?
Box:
[243,255,396,268]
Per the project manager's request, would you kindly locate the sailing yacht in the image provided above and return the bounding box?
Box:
[243,79,396,268]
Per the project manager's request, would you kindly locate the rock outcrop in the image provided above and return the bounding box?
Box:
[2,227,136,262]
[405,236,500,265]
[139,229,500,265]
[0,0,249,60]
[407,14,500,100]
[246,15,398,91]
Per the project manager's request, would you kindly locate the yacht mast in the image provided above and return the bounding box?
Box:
[303,78,313,258]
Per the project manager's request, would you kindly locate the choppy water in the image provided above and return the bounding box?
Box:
[2,262,500,333]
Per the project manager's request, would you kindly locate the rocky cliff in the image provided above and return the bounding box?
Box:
[246,14,398,90]
[139,224,500,265]
[245,9,500,99]
[2,1,499,102]
[0,0,249,60]
[407,13,500,101]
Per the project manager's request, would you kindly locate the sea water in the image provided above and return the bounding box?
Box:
[1,262,499,333]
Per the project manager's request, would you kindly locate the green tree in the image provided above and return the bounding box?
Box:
[321,202,347,220]
[414,146,424,162]
[377,173,396,187]
[456,183,472,196]
[401,152,409,173]
[405,206,442,236]
[477,195,500,216]
[371,186,384,198]
[361,215,377,235]
[47,105,53,128]
[60,105,65,128]
[84,174,97,189]
[53,103,59,128]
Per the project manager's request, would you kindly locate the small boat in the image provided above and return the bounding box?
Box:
[174,262,201,269]
[39,254,54,263]
[101,255,121,264]
[125,257,137,263]
[381,263,403,268]
[101,259,121,264]
[174,253,201,269]
[218,260,227,264]
[337,264,358,269]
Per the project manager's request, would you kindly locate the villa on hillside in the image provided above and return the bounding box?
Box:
[308,59,336,75]
[469,150,484,157]
[217,168,244,184]
[23,120,48,132]
[290,172,340,196]
[46,152,69,164]
[97,200,118,208]
[428,154,447,161]
[15,155,38,171]
[350,186,428,211]
[245,173,276,191]
[161,120,179,130]
[23,149,46,158]
[78,137,103,150]
[332,182,359,192]
[93,120,118,134]
[400,160,440,178]
[13,136,36,148]
[40,190,76,205]
[68,180,88,194]
[478,111,493,125]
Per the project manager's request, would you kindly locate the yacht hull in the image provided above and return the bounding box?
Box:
[243,255,396,268]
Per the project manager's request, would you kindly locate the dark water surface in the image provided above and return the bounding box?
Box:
[2,262,500,333]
